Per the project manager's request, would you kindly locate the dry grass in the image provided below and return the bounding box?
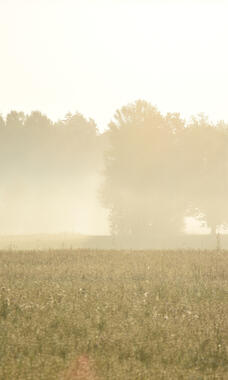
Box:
[0,249,227,379]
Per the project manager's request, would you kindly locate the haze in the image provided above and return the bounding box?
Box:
[0,0,227,241]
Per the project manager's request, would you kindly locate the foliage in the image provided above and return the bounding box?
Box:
[102,100,228,240]
[1,102,228,238]
[180,115,228,233]
[0,110,104,234]
[102,100,185,240]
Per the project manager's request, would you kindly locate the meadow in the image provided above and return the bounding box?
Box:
[0,249,227,379]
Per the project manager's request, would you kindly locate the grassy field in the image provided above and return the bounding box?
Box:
[0,249,227,379]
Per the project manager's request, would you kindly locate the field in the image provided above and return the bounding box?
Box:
[0,249,227,379]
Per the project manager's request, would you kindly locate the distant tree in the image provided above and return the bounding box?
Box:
[0,108,104,235]
[54,112,100,176]
[6,111,25,128]
[102,100,187,244]
[102,101,228,245]
[0,114,5,128]
[24,111,52,129]
[181,116,228,236]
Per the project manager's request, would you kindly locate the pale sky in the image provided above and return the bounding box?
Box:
[0,0,228,130]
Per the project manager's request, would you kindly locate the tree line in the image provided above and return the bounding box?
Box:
[1,101,228,240]
[0,111,105,234]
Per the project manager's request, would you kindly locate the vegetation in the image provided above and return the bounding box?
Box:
[0,249,227,379]
[1,101,228,242]
[0,110,105,235]
[102,101,228,243]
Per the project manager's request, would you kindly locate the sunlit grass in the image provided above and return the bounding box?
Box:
[0,249,227,379]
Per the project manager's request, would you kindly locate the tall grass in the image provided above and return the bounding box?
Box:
[0,249,227,379]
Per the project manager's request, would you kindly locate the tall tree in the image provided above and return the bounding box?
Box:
[181,116,228,236]
[102,100,186,245]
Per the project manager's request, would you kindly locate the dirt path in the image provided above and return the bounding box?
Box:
[62,355,98,380]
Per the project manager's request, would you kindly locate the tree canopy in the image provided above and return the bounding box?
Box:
[101,100,228,245]
[0,110,104,234]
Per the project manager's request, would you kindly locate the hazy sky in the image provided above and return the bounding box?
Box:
[1,0,228,130]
